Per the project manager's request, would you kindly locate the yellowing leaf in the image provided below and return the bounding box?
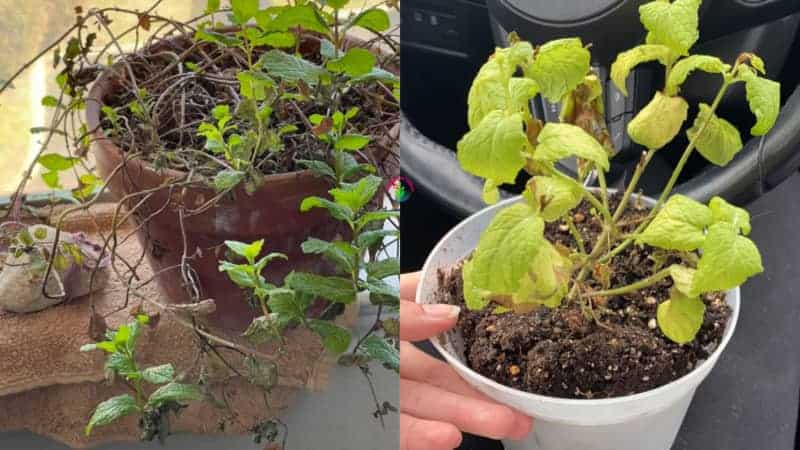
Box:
[525,176,582,222]
[709,196,751,235]
[657,290,705,344]
[457,110,528,186]
[639,0,701,56]
[740,68,780,136]
[627,92,688,150]
[691,222,763,295]
[514,240,571,308]
[669,264,696,297]
[611,44,675,96]
[665,55,730,96]
[462,203,545,310]
[686,103,743,166]
[528,38,591,101]
[534,123,609,171]
[637,194,711,251]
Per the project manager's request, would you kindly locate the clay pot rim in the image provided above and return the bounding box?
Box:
[85,27,397,189]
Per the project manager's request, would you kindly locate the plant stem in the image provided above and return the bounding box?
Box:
[565,216,586,254]
[612,147,656,222]
[590,266,672,297]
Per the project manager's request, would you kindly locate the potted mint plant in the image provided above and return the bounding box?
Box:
[416,1,777,449]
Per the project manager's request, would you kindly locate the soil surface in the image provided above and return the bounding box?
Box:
[98,32,398,178]
[436,195,731,399]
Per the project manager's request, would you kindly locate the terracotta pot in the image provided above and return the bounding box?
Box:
[87,33,393,330]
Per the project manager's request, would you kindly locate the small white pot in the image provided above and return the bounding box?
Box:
[416,194,740,450]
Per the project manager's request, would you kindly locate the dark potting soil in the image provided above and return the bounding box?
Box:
[98,33,398,178]
[436,195,731,399]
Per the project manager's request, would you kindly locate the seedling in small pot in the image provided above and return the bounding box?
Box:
[457,0,776,349]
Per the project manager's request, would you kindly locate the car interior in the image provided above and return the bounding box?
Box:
[401,1,800,448]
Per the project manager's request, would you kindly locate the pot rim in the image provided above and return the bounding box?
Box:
[417,191,741,407]
[85,28,397,187]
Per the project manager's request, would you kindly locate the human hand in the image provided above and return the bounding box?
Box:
[399,271,533,450]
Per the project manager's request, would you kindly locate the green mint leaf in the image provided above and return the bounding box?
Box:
[691,222,763,295]
[524,176,583,222]
[320,38,337,58]
[639,0,701,56]
[657,289,705,344]
[323,0,349,9]
[297,159,336,179]
[366,257,400,280]
[41,171,61,189]
[244,315,284,344]
[637,194,712,251]
[507,77,539,114]
[350,67,399,85]
[355,210,399,231]
[252,31,296,48]
[219,261,256,288]
[41,95,59,107]
[466,42,533,128]
[528,38,590,101]
[669,264,696,297]
[357,278,399,306]
[224,239,264,263]
[300,196,355,222]
[253,253,287,275]
[330,175,383,212]
[665,55,729,96]
[141,364,175,385]
[308,319,351,354]
[263,5,330,35]
[740,68,780,136]
[457,110,528,189]
[349,8,390,33]
[147,382,204,408]
[358,335,399,372]
[237,70,275,100]
[709,196,751,235]
[515,240,571,308]
[213,169,245,191]
[356,229,398,249]
[462,203,545,310]
[195,28,241,47]
[327,48,376,77]
[105,352,137,378]
[285,272,356,304]
[231,0,260,24]
[38,153,78,171]
[334,134,371,151]
[259,50,328,85]
[611,45,675,96]
[205,0,221,14]
[301,238,357,274]
[266,288,310,323]
[687,103,742,166]
[85,394,138,436]
[534,123,609,171]
[627,92,688,150]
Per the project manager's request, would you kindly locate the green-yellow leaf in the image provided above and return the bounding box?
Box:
[507,77,538,115]
[231,0,260,24]
[514,240,571,308]
[327,48,376,77]
[627,92,688,150]
[639,0,701,56]
[285,272,356,304]
[38,153,78,171]
[687,103,742,166]
[691,222,763,295]
[457,110,528,186]
[466,42,533,129]
[462,203,545,310]
[482,179,500,205]
[330,175,382,212]
[657,289,705,344]
[669,264,696,297]
[740,68,780,136]
[611,45,675,96]
[349,8,390,32]
[534,123,609,171]
[85,394,137,436]
[637,194,711,251]
[524,176,582,222]
[665,55,730,96]
[708,196,751,235]
[528,38,591,101]
[264,5,330,35]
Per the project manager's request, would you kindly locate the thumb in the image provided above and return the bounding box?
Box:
[400,300,460,342]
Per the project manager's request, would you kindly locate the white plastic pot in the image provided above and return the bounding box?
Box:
[415,194,740,450]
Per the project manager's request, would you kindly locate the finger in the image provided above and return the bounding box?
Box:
[399,413,462,450]
[400,300,459,342]
[400,271,420,301]
[401,378,533,440]
[400,341,489,399]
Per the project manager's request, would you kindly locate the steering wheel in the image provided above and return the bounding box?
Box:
[401,0,800,219]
